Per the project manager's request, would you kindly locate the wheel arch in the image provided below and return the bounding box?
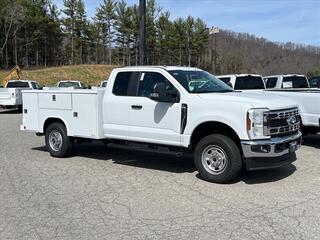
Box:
[43,117,68,135]
[190,121,242,154]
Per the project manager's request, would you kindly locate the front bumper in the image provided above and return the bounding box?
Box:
[241,131,302,170]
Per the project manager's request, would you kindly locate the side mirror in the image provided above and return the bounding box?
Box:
[150,82,179,103]
[150,82,166,101]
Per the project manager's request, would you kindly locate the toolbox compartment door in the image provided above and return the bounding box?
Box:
[39,93,72,110]
[22,92,39,131]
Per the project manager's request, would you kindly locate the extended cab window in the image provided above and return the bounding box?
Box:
[112,72,139,96]
[234,76,265,90]
[266,77,277,88]
[137,72,175,97]
[282,76,309,88]
[6,81,30,88]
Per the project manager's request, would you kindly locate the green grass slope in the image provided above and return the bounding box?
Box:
[0,65,116,86]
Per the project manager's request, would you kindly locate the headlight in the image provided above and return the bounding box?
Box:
[247,108,269,139]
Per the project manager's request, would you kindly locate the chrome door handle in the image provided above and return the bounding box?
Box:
[131,105,142,110]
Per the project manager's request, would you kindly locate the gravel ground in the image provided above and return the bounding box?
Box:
[1,109,320,240]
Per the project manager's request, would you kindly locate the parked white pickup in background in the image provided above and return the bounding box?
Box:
[0,80,41,111]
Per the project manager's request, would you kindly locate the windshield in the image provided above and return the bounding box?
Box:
[58,81,81,88]
[31,82,42,89]
[168,70,233,93]
[309,77,320,88]
[282,76,309,88]
[234,76,265,90]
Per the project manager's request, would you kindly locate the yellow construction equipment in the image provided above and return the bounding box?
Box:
[2,65,22,87]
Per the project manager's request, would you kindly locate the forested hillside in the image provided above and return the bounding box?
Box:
[213,31,320,76]
[0,0,319,76]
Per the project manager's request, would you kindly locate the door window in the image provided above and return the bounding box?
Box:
[137,72,176,97]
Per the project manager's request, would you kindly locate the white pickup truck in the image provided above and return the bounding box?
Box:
[263,74,310,89]
[57,80,86,89]
[21,66,302,183]
[218,74,320,135]
[0,80,41,110]
[218,74,265,90]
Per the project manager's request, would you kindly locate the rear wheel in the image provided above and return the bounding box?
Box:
[45,122,72,157]
[194,134,242,183]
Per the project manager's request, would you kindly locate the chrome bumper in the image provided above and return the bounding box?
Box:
[241,131,302,158]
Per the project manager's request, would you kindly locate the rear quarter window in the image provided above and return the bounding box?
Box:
[282,76,309,88]
[265,77,277,88]
[6,81,30,88]
[234,76,265,90]
[112,72,139,96]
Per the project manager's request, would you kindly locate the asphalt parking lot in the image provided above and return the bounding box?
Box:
[0,110,320,240]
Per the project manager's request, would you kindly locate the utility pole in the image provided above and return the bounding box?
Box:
[209,27,219,73]
[139,0,146,66]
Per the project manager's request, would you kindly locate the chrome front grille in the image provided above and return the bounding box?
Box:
[264,108,300,136]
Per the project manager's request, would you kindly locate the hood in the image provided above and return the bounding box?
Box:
[198,91,298,110]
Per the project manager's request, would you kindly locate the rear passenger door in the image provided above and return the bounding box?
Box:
[103,71,140,138]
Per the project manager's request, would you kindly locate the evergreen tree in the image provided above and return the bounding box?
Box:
[96,0,116,64]
[62,0,77,64]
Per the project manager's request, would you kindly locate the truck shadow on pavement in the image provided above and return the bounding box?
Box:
[302,135,320,149]
[0,108,21,114]
[32,141,297,184]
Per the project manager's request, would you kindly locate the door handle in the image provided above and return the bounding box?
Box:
[131,105,142,110]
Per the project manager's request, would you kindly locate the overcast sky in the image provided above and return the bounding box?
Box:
[55,0,320,46]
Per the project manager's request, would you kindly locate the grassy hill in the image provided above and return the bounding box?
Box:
[0,65,116,87]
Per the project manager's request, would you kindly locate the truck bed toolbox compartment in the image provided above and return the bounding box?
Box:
[39,93,72,110]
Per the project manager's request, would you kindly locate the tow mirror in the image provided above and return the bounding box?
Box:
[150,82,179,103]
[150,82,166,101]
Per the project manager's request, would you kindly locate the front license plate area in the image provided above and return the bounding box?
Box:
[289,141,298,152]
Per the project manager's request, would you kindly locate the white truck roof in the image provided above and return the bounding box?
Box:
[218,74,261,78]
[264,74,306,78]
[119,66,202,71]
[7,79,37,83]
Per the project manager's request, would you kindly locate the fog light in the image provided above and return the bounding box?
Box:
[251,145,271,153]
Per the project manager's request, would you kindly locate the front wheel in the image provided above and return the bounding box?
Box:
[45,122,72,157]
[194,134,242,183]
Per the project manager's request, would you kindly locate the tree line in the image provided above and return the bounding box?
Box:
[0,0,320,76]
[213,30,320,76]
[0,0,208,69]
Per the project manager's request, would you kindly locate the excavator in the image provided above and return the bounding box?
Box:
[1,65,22,87]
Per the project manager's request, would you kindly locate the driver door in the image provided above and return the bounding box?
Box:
[127,71,182,146]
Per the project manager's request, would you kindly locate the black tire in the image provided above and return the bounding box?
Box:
[194,134,242,183]
[45,122,73,157]
[102,139,110,148]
